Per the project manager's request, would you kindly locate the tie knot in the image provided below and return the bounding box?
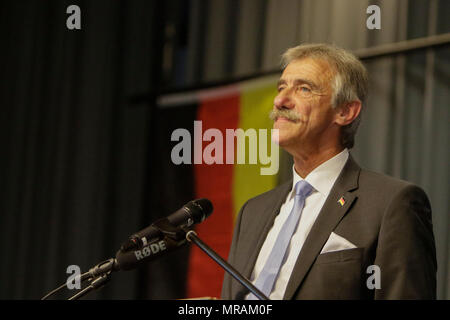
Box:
[294,180,313,198]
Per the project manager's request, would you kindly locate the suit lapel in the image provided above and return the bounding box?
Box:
[240,180,292,280]
[283,155,360,299]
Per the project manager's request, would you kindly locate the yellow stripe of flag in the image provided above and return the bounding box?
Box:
[232,79,280,222]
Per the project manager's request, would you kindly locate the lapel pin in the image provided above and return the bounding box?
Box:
[338,196,346,206]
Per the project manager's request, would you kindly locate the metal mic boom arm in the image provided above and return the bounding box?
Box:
[184,230,269,301]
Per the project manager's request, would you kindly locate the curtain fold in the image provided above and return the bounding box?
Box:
[0,0,159,299]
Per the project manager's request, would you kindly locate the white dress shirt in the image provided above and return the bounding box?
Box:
[246,149,349,300]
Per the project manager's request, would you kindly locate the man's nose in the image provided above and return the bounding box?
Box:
[274,89,294,110]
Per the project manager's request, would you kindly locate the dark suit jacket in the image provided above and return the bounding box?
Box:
[221,155,437,299]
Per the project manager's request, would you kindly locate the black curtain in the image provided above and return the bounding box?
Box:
[0,0,188,299]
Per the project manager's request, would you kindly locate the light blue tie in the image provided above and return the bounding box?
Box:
[247,180,313,300]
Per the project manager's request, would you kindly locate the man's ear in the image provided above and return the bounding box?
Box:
[334,101,361,126]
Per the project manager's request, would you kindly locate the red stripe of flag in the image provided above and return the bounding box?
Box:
[186,95,240,298]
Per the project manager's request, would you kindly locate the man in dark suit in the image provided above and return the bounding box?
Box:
[221,43,437,300]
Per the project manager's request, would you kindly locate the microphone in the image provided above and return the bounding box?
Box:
[42,198,214,300]
[115,199,213,271]
[120,198,213,252]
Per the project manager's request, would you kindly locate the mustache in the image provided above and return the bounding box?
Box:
[269,109,301,122]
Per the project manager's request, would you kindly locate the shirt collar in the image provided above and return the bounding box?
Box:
[291,149,349,198]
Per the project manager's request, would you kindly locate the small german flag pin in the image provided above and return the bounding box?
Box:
[337,196,346,206]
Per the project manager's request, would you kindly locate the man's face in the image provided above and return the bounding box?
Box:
[272,57,338,151]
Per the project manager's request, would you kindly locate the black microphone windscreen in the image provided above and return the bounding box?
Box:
[191,198,213,221]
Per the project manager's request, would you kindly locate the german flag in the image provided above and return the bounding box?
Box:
[155,75,281,299]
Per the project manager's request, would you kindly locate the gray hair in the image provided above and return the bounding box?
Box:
[281,43,369,149]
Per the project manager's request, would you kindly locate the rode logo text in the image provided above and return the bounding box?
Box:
[134,240,167,261]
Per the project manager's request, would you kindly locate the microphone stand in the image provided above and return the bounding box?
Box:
[42,223,269,300]
[66,259,116,300]
[42,259,116,300]
[185,230,269,301]
[68,273,111,300]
